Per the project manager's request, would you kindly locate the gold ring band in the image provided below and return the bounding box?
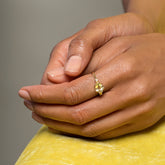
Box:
[93,72,104,96]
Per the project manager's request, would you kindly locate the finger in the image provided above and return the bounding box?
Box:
[95,124,134,140]
[64,18,113,76]
[95,120,155,140]
[31,102,144,138]
[64,13,152,76]
[95,101,160,140]
[48,128,62,134]
[48,35,132,84]
[32,101,152,138]
[41,30,83,85]
[42,35,127,85]
[48,127,64,134]
[41,39,70,85]
[32,112,84,136]
[19,74,96,104]
[24,79,150,125]
[19,52,138,104]
[97,116,165,140]
[48,127,82,138]
[81,36,131,75]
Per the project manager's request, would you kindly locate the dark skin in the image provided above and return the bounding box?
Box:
[19,0,165,140]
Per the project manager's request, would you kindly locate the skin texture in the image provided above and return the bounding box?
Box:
[125,0,165,33]
[43,13,153,80]
[19,33,165,140]
[18,0,165,140]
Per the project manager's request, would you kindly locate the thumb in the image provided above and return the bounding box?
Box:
[41,30,83,84]
[64,13,153,77]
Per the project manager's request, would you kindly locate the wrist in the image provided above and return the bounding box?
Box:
[127,12,159,33]
[124,0,165,33]
[125,12,154,33]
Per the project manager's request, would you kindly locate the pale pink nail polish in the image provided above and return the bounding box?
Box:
[47,67,64,78]
[24,100,33,111]
[47,72,55,78]
[18,90,31,100]
[32,112,44,124]
[65,56,82,73]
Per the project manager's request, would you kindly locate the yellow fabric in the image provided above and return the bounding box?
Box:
[16,117,165,165]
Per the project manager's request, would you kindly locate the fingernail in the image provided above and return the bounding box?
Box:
[47,67,64,78]
[65,56,82,73]
[32,112,44,124]
[24,100,33,111]
[19,90,31,100]
[47,72,55,78]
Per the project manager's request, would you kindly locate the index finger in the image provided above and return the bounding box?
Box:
[19,52,134,105]
[19,74,96,105]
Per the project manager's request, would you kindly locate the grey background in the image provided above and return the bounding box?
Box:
[1,0,123,164]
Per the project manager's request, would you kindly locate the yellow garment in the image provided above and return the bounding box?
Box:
[16,117,165,165]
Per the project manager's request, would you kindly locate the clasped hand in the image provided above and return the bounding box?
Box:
[19,13,165,140]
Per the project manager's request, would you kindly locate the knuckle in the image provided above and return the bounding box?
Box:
[135,80,151,100]
[55,39,67,49]
[32,86,45,102]
[138,100,156,117]
[81,124,99,137]
[50,39,68,58]
[69,37,86,52]
[122,56,136,75]
[64,84,80,105]
[70,108,88,125]
[86,19,104,29]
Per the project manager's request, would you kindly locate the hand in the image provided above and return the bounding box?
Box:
[19,33,165,140]
[41,12,154,85]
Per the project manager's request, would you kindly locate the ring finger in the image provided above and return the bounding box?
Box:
[32,101,150,138]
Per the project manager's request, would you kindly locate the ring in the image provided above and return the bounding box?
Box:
[92,72,104,96]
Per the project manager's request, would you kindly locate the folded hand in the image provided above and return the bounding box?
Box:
[41,13,153,85]
[19,33,165,140]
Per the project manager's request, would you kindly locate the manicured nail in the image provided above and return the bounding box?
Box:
[47,67,64,78]
[47,72,55,78]
[65,56,82,73]
[18,90,31,100]
[32,112,44,124]
[24,100,33,111]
